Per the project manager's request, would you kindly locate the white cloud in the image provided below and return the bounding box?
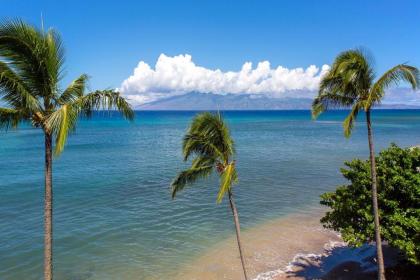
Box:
[119,54,330,105]
[382,88,420,105]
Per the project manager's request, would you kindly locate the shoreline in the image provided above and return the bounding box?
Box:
[168,209,342,279]
[168,209,394,280]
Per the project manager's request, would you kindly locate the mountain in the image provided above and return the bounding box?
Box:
[137,92,313,110]
[136,92,420,110]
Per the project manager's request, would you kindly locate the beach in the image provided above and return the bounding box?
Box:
[171,209,339,279]
[172,209,399,280]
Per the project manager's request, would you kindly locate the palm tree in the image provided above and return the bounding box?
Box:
[312,49,419,280]
[171,112,248,280]
[0,20,134,280]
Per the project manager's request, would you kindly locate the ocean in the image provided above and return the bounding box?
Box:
[1,110,419,279]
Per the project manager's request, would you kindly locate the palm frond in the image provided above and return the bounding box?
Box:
[0,19,62,98]
[332,49,374,81]
[312,91,355,119]
[368,64,420,108]
[0,19,134,157]
[312,48,376,121]
[343,101,364,138]
[75,89,134,120]
[182,133,224,161]
[216,162,238,203]
[191,155,216,168]
[172,112,237,201]
[44,103,77,155]
[45,89,134,155]
[0,107,24,130]
[0,61,40,112]
[183,112,234,162]
[57,74,89,104]
[331,49,374,95]
[44,28,65,96]
[171,159,214,199]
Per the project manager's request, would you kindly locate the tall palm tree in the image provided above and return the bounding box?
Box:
[312,49,419,280]
[171,112,248,280]
[0,20,134,280]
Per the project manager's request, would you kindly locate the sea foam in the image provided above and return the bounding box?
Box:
[253,238,381,280]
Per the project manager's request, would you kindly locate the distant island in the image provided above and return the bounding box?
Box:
[136,92,420,110]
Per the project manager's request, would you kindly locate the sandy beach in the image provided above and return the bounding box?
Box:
[166,208,394,280]
[169,210,343,279]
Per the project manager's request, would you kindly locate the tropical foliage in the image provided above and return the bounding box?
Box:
[0,20,133,153]
[320,144,420,265]
[312,48,419,280]
[171,112,248,280]
[312,49,419,133]
[171,112,237,202]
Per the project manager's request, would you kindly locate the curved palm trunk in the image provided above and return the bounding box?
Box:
[366,110,385,280]
[228,190,248,280]
[44,132,53,280]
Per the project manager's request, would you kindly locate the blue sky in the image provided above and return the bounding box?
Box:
[2,0,420,104]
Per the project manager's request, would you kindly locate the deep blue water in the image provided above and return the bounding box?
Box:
[1,110,420,279]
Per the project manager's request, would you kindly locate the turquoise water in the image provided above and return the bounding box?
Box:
[1,110,420,279]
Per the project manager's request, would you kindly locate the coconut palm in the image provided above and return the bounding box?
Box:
[312,49,419,280]
[0,20,134,280]
[171,112,248,280]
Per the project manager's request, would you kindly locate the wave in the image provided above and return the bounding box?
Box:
[253,237,382,280]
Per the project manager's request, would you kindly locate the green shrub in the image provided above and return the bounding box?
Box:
[320,144,420,264]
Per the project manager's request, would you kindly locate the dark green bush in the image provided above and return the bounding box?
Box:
[321,144,420,264]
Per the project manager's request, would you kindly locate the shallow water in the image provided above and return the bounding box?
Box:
[1,110,420,279]
[172,208,340,280]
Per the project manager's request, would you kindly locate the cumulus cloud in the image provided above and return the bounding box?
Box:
[119,54,330,105]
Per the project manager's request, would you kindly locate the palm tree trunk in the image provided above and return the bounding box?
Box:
[366,110,385,280]
[44,132,53,280]
[228,190,248,280]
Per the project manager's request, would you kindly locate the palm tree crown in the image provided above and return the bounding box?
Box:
[171,112,249,280]
[171,112,237,203]
[0,19,134,154]
[312,49,419,136]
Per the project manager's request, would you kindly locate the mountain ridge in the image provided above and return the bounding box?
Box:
[135,92,420,110]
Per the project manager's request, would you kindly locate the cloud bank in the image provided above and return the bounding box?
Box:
[119,54,420,106]
[119,54,330,105]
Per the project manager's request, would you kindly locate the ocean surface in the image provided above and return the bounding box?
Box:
[1,110,420,280]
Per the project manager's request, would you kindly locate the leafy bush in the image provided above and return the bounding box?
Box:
[320,144,420,264]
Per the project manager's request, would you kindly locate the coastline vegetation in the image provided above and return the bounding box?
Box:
[312,48,419,280]
[0,20,134,280]
[320,144,420,265]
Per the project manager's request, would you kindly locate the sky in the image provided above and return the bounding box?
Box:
[2,0,420,105]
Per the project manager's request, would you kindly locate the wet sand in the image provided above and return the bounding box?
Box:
[170,210,343,280]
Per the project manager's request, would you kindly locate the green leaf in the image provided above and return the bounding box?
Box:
[58,74,89,104]
[216,162,238,203]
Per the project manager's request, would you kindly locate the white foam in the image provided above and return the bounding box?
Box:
[252,238,379,280]
[253,268,284,280]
